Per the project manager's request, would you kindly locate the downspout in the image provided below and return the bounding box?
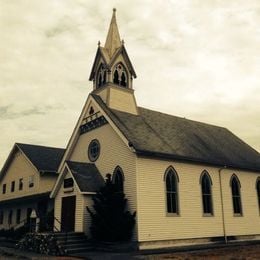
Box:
[219,166,228,244]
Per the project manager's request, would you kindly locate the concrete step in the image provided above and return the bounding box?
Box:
[53,232,85,238]
[64,242,90,249]
[66,246,94,254]
[58,239,89,245]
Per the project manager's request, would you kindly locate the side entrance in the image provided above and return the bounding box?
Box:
[61,196,76,232]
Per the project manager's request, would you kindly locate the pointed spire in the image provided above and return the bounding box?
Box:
[104,8,122,57]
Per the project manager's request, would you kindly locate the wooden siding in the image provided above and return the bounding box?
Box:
[136,157,260,242]
[0,150,56,202]
[54,170,85,232]
[68,123,138,239]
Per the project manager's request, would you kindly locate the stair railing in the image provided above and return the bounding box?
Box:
[53,216,68,250]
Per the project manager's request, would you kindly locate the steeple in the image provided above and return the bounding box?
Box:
[104,8,121,58]
[88,9,138,115]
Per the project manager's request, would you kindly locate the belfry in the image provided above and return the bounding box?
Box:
[89,9,138,114]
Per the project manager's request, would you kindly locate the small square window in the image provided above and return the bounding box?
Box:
[64,178,74,188]
[29,176,34,188]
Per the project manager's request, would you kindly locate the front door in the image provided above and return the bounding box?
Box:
[61,196,76,232]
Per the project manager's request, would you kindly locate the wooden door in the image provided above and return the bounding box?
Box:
[61,196,76,232]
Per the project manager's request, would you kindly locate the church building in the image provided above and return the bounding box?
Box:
[50,9,260,249]
[1,9,260,250]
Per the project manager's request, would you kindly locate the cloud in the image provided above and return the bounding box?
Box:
[0,0,260,167]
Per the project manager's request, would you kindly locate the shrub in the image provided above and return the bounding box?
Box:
[87,174,136,242]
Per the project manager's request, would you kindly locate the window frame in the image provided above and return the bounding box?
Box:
[2,184,6,194]
[230,174,243,216]
[256,177,260,214]
[0,211,4,225]
[200,171,214,216]
[11,181,15,192]
[8,210,13,225]
[29,175,34,188]
[88,139,100,162]
[113,166,124,192]
[19,178,23,191]
[164,166,180,216]
[113,63,128,88]
[16,209,21,224]
[63,178,74,189]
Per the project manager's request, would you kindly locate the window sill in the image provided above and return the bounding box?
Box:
[203,213,214,217]
[166,213,180,217]
[233,213,243,217]
[64,187,74,193]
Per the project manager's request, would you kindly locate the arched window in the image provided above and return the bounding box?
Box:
[121,72,126,86]
[113,166,124,192]
[165,167,179,214]
[113,63,128,87]
[113,69,119,84]
[230,175,242,215]
[96,64,106,88]
[256,178,260,211]
[200,171,213,215]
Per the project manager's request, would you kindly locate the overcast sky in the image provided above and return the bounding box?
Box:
[1,0,260,168]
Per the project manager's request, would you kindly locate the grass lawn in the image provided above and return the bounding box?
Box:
[137,244,260,259]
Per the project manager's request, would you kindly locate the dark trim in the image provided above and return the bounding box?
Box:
[199,170,213,185]
[163,166,179,182]
[135,149,260,173]
[0,192,51,206]
[80,115,108,135]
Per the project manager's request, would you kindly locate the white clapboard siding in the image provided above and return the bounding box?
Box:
[136,157,260,242]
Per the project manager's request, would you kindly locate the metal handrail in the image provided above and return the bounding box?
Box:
[11,218,28,230]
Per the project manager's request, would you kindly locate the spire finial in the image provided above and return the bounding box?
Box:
[113,8,116,13]
[98,40,101,46]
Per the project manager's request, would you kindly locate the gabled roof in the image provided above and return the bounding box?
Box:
[17,143,65,172]
[66,161,104,192]
[92,94,260,172]
[0,143,65,180]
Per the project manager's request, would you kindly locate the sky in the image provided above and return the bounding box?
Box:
[0,0,260,168]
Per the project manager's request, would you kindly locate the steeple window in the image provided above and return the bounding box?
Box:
[113,63,128,87]
[113,69,119,84]
[96,64,107,88]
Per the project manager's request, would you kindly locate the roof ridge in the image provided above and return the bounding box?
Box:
[16,142,65,151]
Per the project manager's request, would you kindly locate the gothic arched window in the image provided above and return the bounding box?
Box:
[165,167,179,214]
[200,171,213,215]
[256,178,260,211]
[230,175,242,215]
[113,166,124,192]
[113,63,128,87]
[113,69,119,84]
[97,64,106,88]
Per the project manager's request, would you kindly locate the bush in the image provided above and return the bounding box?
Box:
[87,174,136,242]
[17,233,61,255]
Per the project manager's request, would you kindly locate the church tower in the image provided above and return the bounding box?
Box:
[89,9,138,115]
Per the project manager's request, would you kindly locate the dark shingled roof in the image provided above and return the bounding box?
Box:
[92,94,260,172]
[66,161,104,192]
[17,143,65,172]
